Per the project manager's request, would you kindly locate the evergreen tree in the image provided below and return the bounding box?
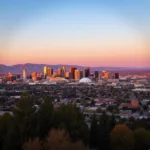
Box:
[90,114,99,149]
[37,96,54,139]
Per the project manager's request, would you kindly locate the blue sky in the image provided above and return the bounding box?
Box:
[0,0,150,67]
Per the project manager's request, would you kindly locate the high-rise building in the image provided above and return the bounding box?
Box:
[115,73,119,79]
[52,72,57,77]
[23,69,27,80]
[27,75,32,79]
[58,68,62,77]
[11,76,16,81]
[102,71,109,79]
[75,69,80,80]
[16,75,21,79]
[84,68,90,77]
[70,68,77,79]
[47,68,53,77]
[62,66,66,77]
[43,66,47,76]
[5,73,13,81]
[94,71,99,79]
[79,70,84,79]
[65,72,70,79]
[31,72,37,81]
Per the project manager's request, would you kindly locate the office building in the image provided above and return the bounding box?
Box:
[65,72,70,79]
[31,72,37,81]
[11,75,16,81]
[5,73,12,81]
[115,73,119,79]
[85,68,90,77]
[27,75,32,79]
[75,69,80,80]
[43,66,47,76]
[79,70,84,79]
[16,75,21,79]
[58,68,62,77]
[47,68,53,77]
[94,71,99,79]
[23,69,27,80]
[70,67,77,79]
[62,66,66,77]
[102,71,109,79]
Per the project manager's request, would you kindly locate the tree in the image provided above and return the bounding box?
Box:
[0,113,13,150]
[98,112,111,150]
[37,96,54,139]
[90,114,99,149]
[22,129,90,150]
[54,103,89,144]
[110,124,135,150]
[0,112,21,150]
[133,128,150,150]
[12,93,37,147]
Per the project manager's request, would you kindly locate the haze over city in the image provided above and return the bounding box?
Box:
[0,0,150,67]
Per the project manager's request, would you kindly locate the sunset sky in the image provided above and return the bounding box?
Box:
[0,0,150,67]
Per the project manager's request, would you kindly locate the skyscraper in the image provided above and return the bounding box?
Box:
[23,69,27,80]
[70,67,77,79]
[94,71,99,79]
[79,70,84,79]
[43,66,47,76]
[58,68,62,77]
[65,72,70,79]
[47,68,53,77]
[102,71,109,79]
[31,72,37,81]
[62,66,66,77]
[115,73,119,79]
[84,68,90,77]
[75,69,80,80]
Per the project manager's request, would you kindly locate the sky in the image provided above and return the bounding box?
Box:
[0,0,150,67]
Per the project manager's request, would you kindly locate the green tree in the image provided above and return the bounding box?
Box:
[134,128,150,150]
[13,93,37,147]
[98,112,111,150]
[110,124,135,150]
[54,103,89,144]
[37,96,54,139]
[90,114,99,149]
[0,112,20,150]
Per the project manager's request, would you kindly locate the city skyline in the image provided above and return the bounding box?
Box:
[0,0,150,67]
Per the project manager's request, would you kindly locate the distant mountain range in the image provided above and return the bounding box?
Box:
[0,63,150,74]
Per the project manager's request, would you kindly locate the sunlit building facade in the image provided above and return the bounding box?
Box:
[31,72,37,81]
[75,69,80,80]
[43,66,47,76]
[70,67,77,79]
[102,71,109,79]
[47,68,53,77]
[58,68,62,77]
[65,72,70,79]
[23,69,27,80]
[62,66,66,77]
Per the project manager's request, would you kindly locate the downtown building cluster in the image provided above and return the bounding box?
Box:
[0,66,119,84]
[22,66,119,82]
